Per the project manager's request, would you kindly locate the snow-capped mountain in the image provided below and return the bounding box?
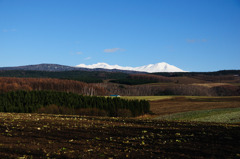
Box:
[76,62,185,73]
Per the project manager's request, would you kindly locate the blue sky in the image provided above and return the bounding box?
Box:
[0,0,240,72]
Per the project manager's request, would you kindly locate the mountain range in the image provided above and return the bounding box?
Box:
[76,62,184,73]
[0,62,185,73]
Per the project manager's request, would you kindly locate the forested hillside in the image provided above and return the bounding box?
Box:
[0,69,239,96]
[110,74,173,85]
[0,70,128,83]
[153,70,240,77]
[0,77,106,96]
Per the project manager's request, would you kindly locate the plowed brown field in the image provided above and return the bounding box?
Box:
[0,113,240,158]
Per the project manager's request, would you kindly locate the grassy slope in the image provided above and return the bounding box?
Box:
[155,107,240,123]
[123,96,240,123]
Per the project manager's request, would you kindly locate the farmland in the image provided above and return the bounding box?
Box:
[122,95,240,123]
[0,113,240,158]
[149,96,240,117]
[0,96,240,158]
[0,70,239,158]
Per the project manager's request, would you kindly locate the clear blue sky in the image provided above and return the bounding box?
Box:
[0,0,240,72]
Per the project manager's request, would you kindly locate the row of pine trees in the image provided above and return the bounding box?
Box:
[0,90,150,117]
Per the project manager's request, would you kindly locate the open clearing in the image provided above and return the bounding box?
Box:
[0,113,240,158]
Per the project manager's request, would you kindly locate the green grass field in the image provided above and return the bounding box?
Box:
[120,96,173,101]
[155,107,240,123]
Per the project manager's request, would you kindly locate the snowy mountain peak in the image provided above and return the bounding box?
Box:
[76,62,185,73]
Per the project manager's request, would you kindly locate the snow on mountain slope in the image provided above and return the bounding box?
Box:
[76,62,185,73]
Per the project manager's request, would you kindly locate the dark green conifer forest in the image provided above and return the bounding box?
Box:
[0,90,150,117]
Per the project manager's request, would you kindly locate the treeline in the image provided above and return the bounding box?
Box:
[129,74,172,82]
[153,71,240,83]
[110,74,172,85]
[153,70,240,77]
[0,90,150,117]
[190,75,239,83]
[155,85,240,96]
[0,77,107,96]
[0,70,129,83]
[99,83,240,96]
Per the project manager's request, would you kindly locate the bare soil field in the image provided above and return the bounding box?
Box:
[0,113,240,158]
[150,96,240,115]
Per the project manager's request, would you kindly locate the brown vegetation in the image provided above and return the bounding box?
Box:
[129,74,172,83]
[98,83,162,96]
[150,96,240,115]
[0,77,107,95]
[211,85,240,96]
[38,105,108,116]
[193,74,239,83]
[0,75,239,96]
[99,82,240,96]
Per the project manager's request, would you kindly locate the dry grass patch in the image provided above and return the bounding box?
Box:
[150,96,240,115]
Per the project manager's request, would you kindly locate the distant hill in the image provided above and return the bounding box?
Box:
[0,63,143,73]
[0,62,187,73]
[0,64,239,96]
[0,64,80,71]
[0,64,239,85]
[0,69,129,83]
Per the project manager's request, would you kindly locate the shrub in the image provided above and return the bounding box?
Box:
[117,109,132,117]
[37,104,74,115]
[75,108,108,116]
